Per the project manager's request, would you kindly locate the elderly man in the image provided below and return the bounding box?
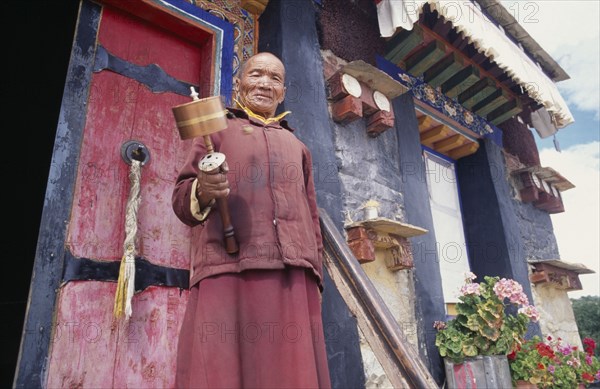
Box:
[172,52,331,388]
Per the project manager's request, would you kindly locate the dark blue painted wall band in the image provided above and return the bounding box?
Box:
[93,45,198,96]
[62,251,190,292]
[13,1,101,387]
[258,1,365,388]
[393,92,446,384]
[456,139,541,338]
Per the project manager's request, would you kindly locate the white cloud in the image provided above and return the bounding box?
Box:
[554,38,600,117]
[501,1,600,118]
[502,1,600,296]
[539,142,600,297]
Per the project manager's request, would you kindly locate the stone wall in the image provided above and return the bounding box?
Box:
[333,118,407,223]
[321,48,445,383]
[329,73,419,388]
[530,281,583,348]
[501,119,560,262]
[512,195,560,262]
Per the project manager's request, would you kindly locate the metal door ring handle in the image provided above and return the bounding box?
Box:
[121,140,151,166]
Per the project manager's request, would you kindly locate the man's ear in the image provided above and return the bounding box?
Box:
[233,77,240,97]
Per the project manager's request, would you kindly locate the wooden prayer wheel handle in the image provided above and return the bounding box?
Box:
[216,197,238,254]
[199,152,239,255]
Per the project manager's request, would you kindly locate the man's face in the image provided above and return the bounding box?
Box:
[235,53,286,118]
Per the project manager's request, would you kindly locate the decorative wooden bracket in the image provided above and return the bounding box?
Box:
[344,218,427,271]
[327,60,407,137]
[529,259,595,291]
[511,166,574,214]
[240,0,269,15]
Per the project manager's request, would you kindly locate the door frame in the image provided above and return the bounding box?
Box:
[14,1,233,387]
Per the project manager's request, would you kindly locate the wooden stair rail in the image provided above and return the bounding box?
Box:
[319,209,439,389]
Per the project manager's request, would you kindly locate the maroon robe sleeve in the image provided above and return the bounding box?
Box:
[172,138,207,227]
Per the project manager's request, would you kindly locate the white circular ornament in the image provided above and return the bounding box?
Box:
[532,173,542,189]
[342,73,362,98]
[373,90,390,112]
[541,179,551,193]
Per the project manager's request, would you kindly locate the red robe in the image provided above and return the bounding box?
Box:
[172,108,330,388]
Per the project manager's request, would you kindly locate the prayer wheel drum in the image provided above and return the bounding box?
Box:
[172,95,228,140]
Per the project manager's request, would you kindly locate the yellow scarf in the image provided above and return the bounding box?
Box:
[234,98,291,125]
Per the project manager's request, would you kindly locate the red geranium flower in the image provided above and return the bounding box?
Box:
[538,363,545,370]
[536,343,555,358]
[583,337,596,356]
[582,372,594,382]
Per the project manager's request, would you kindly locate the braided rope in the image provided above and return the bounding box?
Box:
[114,159,142,320]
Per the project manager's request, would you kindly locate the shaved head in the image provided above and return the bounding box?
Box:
[238,52,285,80]
[234,52,287,118]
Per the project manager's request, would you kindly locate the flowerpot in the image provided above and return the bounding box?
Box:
[444,355,512,389]
[514,380,537,388]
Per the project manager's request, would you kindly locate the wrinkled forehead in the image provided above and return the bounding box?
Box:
[240,53,285,78]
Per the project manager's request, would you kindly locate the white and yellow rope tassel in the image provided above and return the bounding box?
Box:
[113,159,142,320]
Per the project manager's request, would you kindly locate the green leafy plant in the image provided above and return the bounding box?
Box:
[508,335,600,388]
[572,296,600,358]
[433,273,540,363]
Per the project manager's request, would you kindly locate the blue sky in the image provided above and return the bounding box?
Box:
[500,1,600,297]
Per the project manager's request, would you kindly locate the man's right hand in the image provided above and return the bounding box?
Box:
[196,162,230,208]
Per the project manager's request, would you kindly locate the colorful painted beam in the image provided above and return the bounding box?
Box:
[418,114,436,129]
[423,52,464,87]
[458,77,497,110]
[404,40,446,77]
[420,125,450,147]
[433,134,466,153]
[448,141,479,160]
[377,56,500,141]
[442,65,480,98]
[384,27,424,64]
[487,98,523,125]
[471,88,510,117]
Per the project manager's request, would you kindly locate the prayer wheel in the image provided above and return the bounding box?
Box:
[172,91,239,255]
[172,95,228,140]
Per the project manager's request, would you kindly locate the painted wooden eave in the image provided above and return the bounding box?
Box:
[512,165,575,192]
[415,110,480,160]
[344,217,428,238]
[528,259,595,275]
[380,8,567,128]
[473,0,570,82]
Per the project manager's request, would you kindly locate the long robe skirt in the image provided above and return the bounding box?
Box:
[175,267,331,389]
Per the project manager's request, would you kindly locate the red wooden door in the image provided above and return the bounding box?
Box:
[41,1,229,387]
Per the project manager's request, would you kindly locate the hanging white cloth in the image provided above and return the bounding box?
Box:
[375,0,574,129]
